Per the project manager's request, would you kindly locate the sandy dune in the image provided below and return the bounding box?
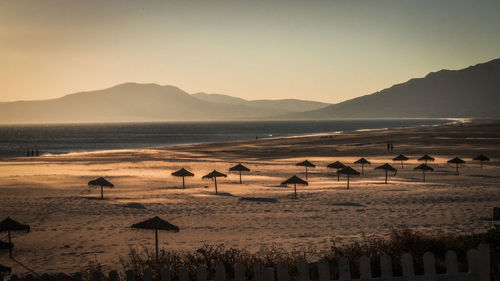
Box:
[0,120,499,274]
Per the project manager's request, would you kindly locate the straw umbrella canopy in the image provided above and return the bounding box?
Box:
[131,216,179,262]
[414,163,434,182]
[354,158,371,174]
[88,177,114,199]
[0,217,30,258]
[281,175,308,199]
[171,168,194,189]
[374,163,397,184]
[296,160,315,179]
[448,157,465,175]
[202,170,227,194]
[473,154,490,169]
[229,163,250,184]
[418,154,435,164]
[338,166,360,189]
[392,154,409,168]
[327,161,346,181]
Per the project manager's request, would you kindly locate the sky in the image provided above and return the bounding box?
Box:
[1,0,499,103]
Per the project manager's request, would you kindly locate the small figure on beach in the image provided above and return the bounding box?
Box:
[387,142,390,152]
[390,143,394,152]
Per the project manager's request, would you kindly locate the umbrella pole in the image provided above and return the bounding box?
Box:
[361,164,364,175]
[8,230,12,258]
[214,177,218,194]
[456,164,459,175]
[100,185,104,199]
[305,167,308,180]
[337,169,340,181]
[385,170,388,184]
[182,176,185,189]
[401,160,404,168]
[155,229,159,262]
[239,171,242,184]
[294,183,297,199]
[423,169,426,182]
[480,160,483,169]
[347,175,350,189]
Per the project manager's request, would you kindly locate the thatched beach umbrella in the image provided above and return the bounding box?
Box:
[202,170,227,194]
[338,166,360,189]
[171,168,194,189]
[281,175,308,199]
[418,154,435,164]
[327,161,346,181]
[88,177,114,199]
[393,154,409,168]
[374,163,397,184]
[131,216,179,262]
[0,217,30,258]
[354,158,371,174]
[296,160,315,179]
[229,163,250,184]
[473,154,490,169]
[414,163,434,182]
[448,157,465,175]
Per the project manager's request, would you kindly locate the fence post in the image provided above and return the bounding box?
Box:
[468,249,480,277]
[197,265,207,281]
[277,261,289,281]
[92,271,102,281]
[423,252,437,281]
[263,267,274,281]
[108,271,119,281]
[234,264,245,281]
[253,262,263,281]
[216,263,226,281]
[380,254,393,280]
[126,270,135,281]
[179,267,189,281]
[318,259,330,281]
[338,257,351,281]
[445,250,459,277]
[57,273,67,281]
[359,256,371,281]
[161,268,171,281]
[401,253,415,281]
[73,272,83,281]
[478,244,490,281]
[298,259,309,281]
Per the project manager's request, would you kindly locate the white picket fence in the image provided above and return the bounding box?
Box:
[4,244,491,281]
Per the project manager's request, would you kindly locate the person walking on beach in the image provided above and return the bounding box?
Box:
[387,143,390,152]
[391,143,394,152]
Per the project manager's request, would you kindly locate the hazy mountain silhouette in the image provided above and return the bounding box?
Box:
[283,58,500,119]
[192,93,329,112]
[1,58,498,123]
[0,83,328,123]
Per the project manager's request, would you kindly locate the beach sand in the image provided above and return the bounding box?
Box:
[0,120,499,274]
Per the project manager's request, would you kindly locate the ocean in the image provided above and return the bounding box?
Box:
[0,119,453,159]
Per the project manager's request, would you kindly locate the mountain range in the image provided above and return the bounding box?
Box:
[0,58,498,123]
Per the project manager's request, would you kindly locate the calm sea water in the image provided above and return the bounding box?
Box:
[0,119,452,159]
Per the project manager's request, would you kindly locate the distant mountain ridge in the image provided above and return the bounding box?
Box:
[283,58,500,119]
[192,92,330,112]
[0,58,498,123]
[0,83,329,123]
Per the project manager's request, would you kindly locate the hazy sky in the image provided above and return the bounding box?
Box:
[1,0,499,103]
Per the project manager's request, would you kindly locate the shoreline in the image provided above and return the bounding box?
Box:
[1,118,466,161]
